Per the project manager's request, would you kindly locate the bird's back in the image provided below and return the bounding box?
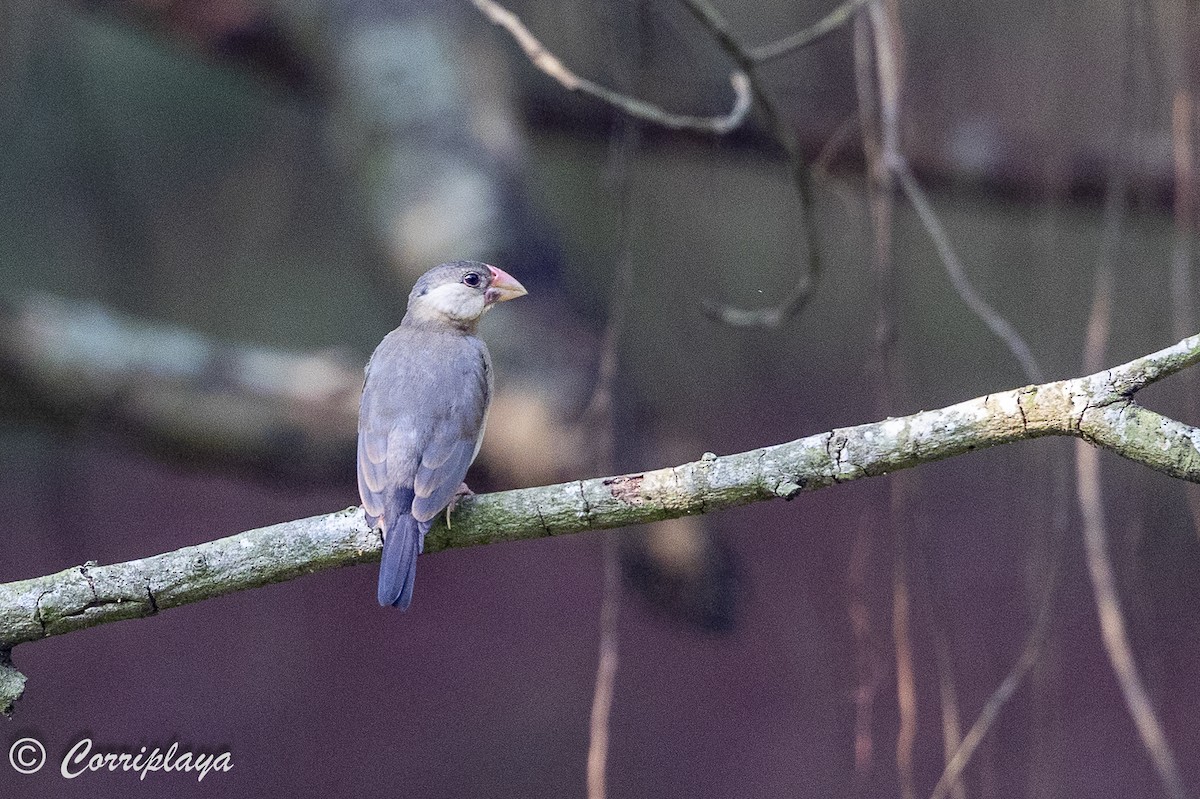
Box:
[357,324,492,532]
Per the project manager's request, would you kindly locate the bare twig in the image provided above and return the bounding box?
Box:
[1076,408,1189,799]
[927,465,1069,799]
[1074,41,1189,794]
[847,508,880,794]
[469,0,751,135]
[587,533,621,799]
[933,663,966,799]
[922,531,968,799]
[927,569,1058,799]
[891,160,1044,384]
[1170,85,1200,540]
[472,0,824,327]
[860,25,1063,789]
[865,2,901,162]
[855,5,919,795]
[813,114,860,177]
[879,103,1043,384]
[1079,428,1188,799]
[856,0,1042,386]
[1170,90,1196,343]
[750,0,873,64]
[583,49,644,795]
[1078,420,1188,799]
[675,0,823,328]
[851,6,905,793]
[893,534,917,799]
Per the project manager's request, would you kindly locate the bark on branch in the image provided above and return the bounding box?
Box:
[0,292,362,476]
[4,332,1200,715]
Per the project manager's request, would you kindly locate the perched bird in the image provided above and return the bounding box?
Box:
[358,261,528,609]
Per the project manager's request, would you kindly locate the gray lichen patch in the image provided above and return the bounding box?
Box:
[0,651,25,717]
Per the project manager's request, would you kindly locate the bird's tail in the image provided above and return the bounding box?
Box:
[378,513,421,609]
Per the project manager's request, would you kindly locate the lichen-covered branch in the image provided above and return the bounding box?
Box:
[3,332,1200,715]
[0,292,362,475]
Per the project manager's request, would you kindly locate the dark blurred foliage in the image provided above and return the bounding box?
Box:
[82,0,325,96]
[2,1,1200,798]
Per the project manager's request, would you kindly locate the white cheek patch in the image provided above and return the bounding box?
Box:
[421,283,486,321]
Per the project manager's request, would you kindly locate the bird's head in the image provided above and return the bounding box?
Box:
[402,261,528,332]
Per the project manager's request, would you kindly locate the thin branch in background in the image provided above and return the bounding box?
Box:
[1077,11,1189,795]
[1170,93,1196,341]
[583,29,645,791]
[920,515,968,799]
[869,2,917,791]
[749,0,873,64]
[811,113,863,214]
[848,507,882,797]
[473,0,851,328]
[1075,347,1188,799]
[890,161,1044,385]
[883,106,1043,385]
[1170,84,1200,539]
[1073,25,1188,791]
[814,114,861,176]
[469,0,751,135]
[933,655,966,799]
[848,16,881,793]
[865,2,902,163]
[893,534,917,799]
[927,555,1061,799]
[675,0,824,328]
[926,462,1071,799]
[1025,457,1070,799]
[853,5,916,797]
[861,5,1074,795]
[1169,7,1199,345]
[586,533,621,799]
[862,0,1043,386]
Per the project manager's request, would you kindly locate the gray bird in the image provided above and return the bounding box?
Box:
[358,261,528,609]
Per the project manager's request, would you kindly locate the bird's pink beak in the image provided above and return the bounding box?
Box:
[485,265,528,304]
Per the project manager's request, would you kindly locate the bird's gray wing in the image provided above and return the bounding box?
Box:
[357,385,388,526]
[410,337,492,524]
[357,339,423,529]
[359,425,422,523]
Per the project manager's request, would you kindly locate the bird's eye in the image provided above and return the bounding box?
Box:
[462,272,482,288]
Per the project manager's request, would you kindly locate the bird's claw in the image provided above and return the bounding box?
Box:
[444,483,475,530]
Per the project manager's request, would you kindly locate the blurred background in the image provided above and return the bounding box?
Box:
[2,0,1199,797]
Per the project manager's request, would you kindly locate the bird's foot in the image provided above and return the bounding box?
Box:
[444,483,475,530]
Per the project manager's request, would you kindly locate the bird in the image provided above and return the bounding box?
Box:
[358,261,528,609]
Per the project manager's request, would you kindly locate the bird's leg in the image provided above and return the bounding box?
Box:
[444,483,475,530]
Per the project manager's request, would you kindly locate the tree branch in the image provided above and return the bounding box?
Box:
[749,0,872,64]
[469,0,752,135]
[4,332,1200,715]
[676,0,824,328]
[0,292,362,475]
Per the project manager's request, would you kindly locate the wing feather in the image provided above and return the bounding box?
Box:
[410,340,491,522]
[356,327,492,529]
[411,439,477,522]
